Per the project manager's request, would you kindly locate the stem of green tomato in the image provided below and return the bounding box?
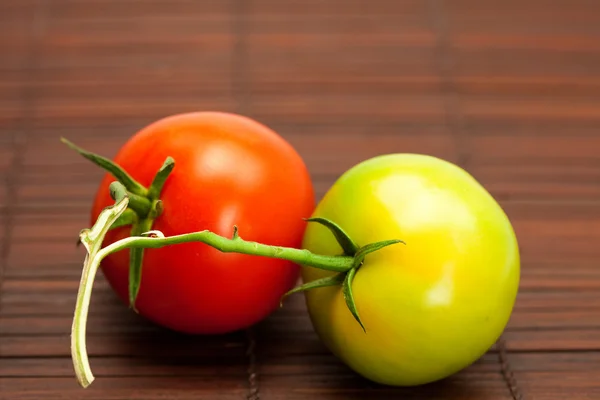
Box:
[70,183,356,388]
[108,229,354,271]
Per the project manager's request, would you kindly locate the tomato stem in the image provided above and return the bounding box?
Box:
[111,229,354,271]
[71,193,130,388]
[70,184,359,387]
[100,181,356,269]
[67,144,406,388]
[71,181,405,388]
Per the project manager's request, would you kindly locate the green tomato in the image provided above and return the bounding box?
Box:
[301,154,520,386]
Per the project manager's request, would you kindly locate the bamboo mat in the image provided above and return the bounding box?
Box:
[1,1,600,399]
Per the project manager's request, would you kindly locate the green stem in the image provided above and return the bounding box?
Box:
[71,193,129,388]
[108,230,354,272]
[67,136,407,389]
[71,189,355,388]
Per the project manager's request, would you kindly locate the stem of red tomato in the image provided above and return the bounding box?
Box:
[69,187,353,388]
[71,182,404,388]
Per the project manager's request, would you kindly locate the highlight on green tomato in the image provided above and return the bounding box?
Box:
[300,153,520,386]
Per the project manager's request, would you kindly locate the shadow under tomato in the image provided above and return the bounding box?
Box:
[245,294,502,400]
[89,283,249,381]
[95,282,501,399]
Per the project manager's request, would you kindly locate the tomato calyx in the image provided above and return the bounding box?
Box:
[282,218,404,332]
[62,138,175,311]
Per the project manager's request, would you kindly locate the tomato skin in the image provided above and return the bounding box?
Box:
[91,112,315,334]
[301,154,519,386]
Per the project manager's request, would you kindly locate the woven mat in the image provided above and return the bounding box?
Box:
[1,1,599,399]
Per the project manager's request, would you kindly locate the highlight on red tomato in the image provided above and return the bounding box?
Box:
[67,111,315,335]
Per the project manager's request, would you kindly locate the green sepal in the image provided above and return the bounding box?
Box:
[128,219,152,312]
[280,272,345,306]
[128,247,144,313]
[345,239,405,271]
[342,267,365,332]
[62,138,147,197]
[148,157,175,200]
[305,217,359,255]
[356,239,405,260]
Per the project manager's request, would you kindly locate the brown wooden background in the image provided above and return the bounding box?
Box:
[1,0,600,399]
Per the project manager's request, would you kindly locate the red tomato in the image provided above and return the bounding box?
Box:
[90,112,315,334]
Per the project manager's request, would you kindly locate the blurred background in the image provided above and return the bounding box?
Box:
[1,1,599,399]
